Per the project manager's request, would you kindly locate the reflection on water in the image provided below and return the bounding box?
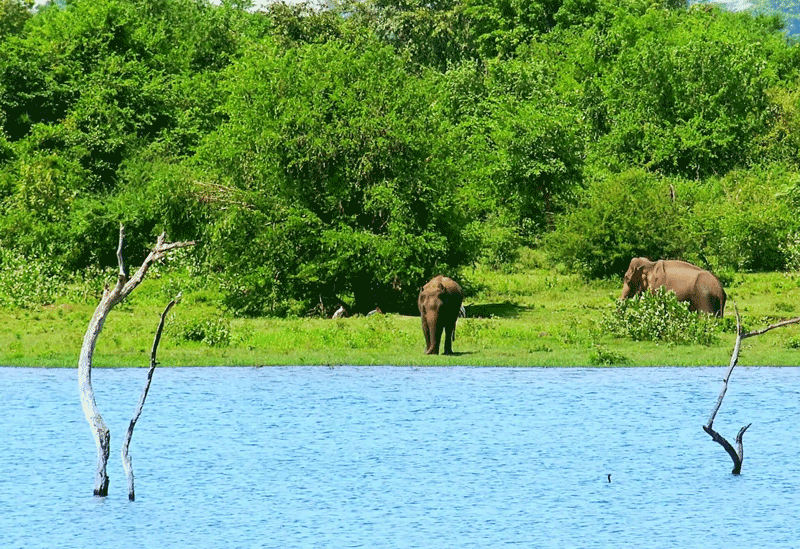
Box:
[2,366,800,548]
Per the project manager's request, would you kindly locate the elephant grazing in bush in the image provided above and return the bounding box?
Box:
[418,275,464,355]
[620,258,726,317]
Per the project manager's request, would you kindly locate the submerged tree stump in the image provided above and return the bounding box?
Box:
[78,226,194,496]
[704,304,800,475]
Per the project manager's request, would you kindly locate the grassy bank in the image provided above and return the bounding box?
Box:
[3,252,800,367]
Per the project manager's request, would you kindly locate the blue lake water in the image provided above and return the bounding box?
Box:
[2,365,800,548]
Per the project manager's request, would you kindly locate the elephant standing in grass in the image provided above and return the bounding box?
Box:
[621,258,726,317]
[418,275,463,355]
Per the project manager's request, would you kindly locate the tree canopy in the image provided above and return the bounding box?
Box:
[2,0,800,313]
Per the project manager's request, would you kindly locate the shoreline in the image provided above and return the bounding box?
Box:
[3,266,799,368]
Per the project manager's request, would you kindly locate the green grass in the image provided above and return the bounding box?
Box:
[3,251,800,367]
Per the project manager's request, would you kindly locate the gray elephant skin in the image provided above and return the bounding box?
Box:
[620,257,726,317]
[418,275,464,355]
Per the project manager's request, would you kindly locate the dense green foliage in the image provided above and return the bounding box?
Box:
[2,0,800,315]
[196,39,478,315]
[545,166,800,277]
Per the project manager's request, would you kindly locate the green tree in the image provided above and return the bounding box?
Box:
[0,0,270,266]
[464,0,563,57]
[341,0,477,71]
[0,0,34,39]
[442,50,584,260]
[757,84,800,165]
[265,0,343,46]
[587,4,791,177]
[545,169,684,278]
[681,167,800,272]
[195,38,476,315]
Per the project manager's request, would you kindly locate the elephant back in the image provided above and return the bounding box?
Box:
[420,275,463,304]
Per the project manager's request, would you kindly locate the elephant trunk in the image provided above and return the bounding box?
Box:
[424,316,439,355]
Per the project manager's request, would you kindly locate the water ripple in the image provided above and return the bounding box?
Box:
[1,366,799,548]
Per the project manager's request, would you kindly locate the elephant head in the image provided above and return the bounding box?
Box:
[620,257,652,299]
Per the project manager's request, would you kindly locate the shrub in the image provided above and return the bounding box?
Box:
[588,345,630,366]
[545,169,684,278]
[781,232,800,273]
[473,221,521,271]
[682,168,800,272]
[0,249,68,308]
[601,287,720,345]
[171,318,232,347]
[547,166,800,278]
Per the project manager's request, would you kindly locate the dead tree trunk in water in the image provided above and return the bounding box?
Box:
[121,294,180,501]
[78,226,194,496]
[704,304,800,475]
[703,320,751,475]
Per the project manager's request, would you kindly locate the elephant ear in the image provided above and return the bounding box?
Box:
[649,260,667,289]
[633,264,647,291]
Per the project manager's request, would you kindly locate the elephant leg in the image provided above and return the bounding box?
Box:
[443,323,454,355]
[693,289,715,315]
[421,317,433,354]
[432,323,444,355]
[704,290,724,317]
[704,296,720,316]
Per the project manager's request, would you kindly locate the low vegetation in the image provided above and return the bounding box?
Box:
[2,249,799,367]
[601,287,722,346]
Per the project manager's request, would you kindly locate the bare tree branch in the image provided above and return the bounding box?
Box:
[703,305,747,474]
[703,424,743,474]
[740,316,800,340]
[117,226,127,278]
[79,225,194,497]
[122,293,181,501]
[704,304,800,475]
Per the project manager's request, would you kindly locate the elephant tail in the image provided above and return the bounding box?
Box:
[706,288,726,317]
[717,289,727,318]
[453,305,465,342]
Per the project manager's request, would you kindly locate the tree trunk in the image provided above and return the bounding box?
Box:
[78,225,194,497]
[703,327,750,474]
[704,304,800,474]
